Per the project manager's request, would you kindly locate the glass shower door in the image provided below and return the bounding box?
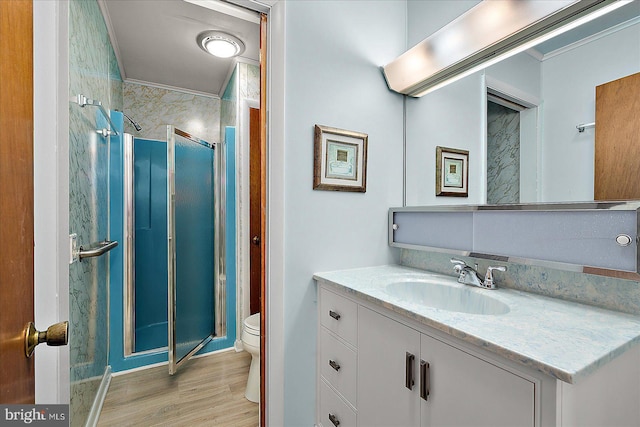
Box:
[167,126,219,374]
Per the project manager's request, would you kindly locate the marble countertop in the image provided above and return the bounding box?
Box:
[313,265,640,384]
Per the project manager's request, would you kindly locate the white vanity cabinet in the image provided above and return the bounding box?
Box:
[358,305,534,427]
[316,279,640,427]
[317,286,536,427]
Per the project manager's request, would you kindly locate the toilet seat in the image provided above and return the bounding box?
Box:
[243,313,260,335]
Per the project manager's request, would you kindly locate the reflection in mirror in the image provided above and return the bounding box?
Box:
[405,1,640,206]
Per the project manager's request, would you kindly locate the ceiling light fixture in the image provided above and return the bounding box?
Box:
[197,31,245,58]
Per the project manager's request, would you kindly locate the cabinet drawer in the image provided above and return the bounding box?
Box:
[320,327,357,406]
[320,379,356,427]
[320,287,357,346]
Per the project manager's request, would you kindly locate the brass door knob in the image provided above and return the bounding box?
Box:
[24,321,69,358]
[252,236,260,246]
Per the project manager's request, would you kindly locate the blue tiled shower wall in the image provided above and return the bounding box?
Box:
[133,138,168,353]
[108,121,237,372]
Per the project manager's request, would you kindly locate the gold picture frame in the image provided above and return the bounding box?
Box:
[436,146,469,197]
[313,125,368,192]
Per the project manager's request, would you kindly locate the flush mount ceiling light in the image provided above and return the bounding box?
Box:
[197,31,245,58]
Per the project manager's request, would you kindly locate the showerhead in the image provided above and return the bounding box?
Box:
[123,113,142,132]
[115,109,142,131]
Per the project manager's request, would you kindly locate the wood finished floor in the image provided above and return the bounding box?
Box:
[98,350,258,427]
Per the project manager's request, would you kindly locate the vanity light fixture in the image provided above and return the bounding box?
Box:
[383,0,632,97]
[197,31,245,58]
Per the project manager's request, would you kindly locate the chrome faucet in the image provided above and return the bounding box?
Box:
[450,258,506,290]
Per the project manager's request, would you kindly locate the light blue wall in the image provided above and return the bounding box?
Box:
[283,1,406,424]
[407,0,480,47]
[68,0,122,424]
[540,22,640,202]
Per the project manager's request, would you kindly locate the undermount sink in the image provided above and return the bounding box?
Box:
[384,279,510,315]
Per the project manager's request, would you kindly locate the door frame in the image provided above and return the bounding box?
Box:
[237,98,260,346]
[33,0,70,403]
[482,75,542,204]
[31,0,288,420]
[264,2,286,426]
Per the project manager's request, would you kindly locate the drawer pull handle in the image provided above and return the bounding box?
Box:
[329,413,340,426]
[420,360,430,401]
[329,310,341,320]
[329,359,341,372]
[405,352,415,390]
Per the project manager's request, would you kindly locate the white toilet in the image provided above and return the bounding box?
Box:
[241,313,260,403]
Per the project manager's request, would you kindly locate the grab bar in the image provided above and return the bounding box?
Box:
[73,94,119,136]
[78,240,119,261]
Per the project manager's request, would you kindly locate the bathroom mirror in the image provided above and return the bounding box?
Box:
[404,0,640,206]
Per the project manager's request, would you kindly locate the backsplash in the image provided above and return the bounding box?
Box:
[401,248,640,316]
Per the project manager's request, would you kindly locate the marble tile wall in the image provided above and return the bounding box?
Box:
[68,0,122,425]
[220,62,259,142]
[487,101,520,204]
[401,249,640,316]
[122,82,220,144]
[239,63,260,101]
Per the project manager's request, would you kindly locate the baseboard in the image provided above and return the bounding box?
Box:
[84,365,112,427]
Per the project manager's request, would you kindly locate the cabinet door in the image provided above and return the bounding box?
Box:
[358,306,420,427]
[420,333,534,427]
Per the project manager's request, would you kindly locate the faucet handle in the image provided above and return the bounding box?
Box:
[450,258,467,274]
[450,258,467,267]
[484,265,507,289]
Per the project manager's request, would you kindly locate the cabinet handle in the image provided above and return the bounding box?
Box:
[329,310,341,320]
[405,352,415,390]
[329,359,341,372]
[420,360,430,401]
[328,413,340,426]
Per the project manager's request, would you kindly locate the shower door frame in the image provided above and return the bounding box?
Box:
[121,127,226,370]
[167,126,224,375]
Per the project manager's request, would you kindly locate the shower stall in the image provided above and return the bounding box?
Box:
[109,111,237,373]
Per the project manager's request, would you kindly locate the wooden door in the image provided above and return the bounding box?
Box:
[249,107,262,315]
[0,0,35,403]
[594,72,640,200]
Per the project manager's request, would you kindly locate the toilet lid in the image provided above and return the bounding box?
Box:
[244,313,260,333]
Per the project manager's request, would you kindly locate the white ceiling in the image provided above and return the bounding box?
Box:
[100,0,261,97]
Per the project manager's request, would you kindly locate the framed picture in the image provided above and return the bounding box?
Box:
[436,146,469,197]
[314,124,368,192]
